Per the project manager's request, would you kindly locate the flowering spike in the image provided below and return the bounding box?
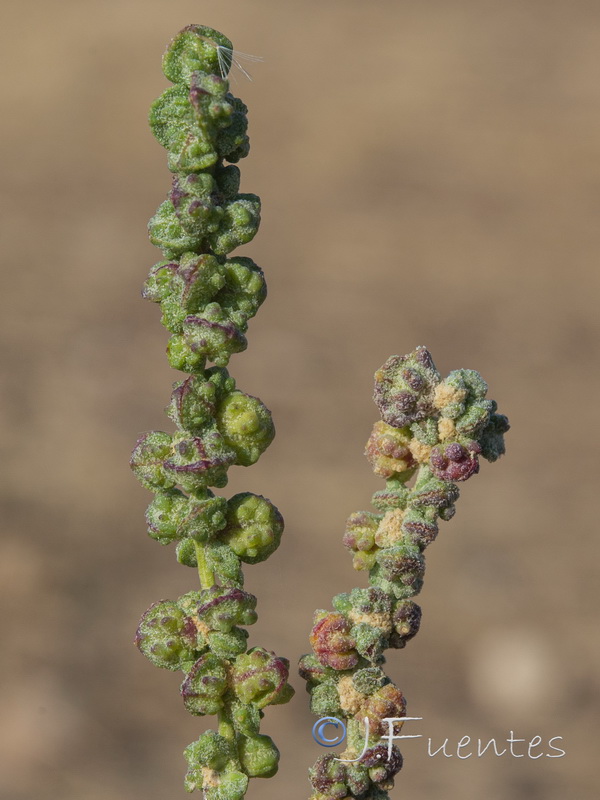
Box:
[132,25,291,797]
[300,347,508,799]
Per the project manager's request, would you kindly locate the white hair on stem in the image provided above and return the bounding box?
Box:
[216,45,263,81]
[196,34,263,82]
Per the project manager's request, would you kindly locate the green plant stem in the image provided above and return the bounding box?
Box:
[194,541,215,589]
[218,706,235,741]
[219,698,243,771]
[346,718,361,759]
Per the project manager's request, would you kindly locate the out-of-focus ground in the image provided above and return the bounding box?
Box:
[1,1,599,798]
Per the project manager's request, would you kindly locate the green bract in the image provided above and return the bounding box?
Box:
[219,493,283,564]
[184,730,232,772]
[181,653,229,715]
[238,733,279,778]
[216,394,275,467]
[145,489,188,544]
[301,347,508,800]
[132,25,292,798]
[149,74,249,173]
[130,431,176,490]
[232,648,294,708]
[135,600,198,670]
[162,26,234,84]
[177,494,229,542]
[191,586,258,631]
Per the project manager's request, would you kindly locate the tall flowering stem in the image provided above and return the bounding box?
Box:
[131,26,293,798]
[300,346,509,800]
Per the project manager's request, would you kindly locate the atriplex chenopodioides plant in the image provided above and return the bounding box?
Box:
[300,346,509,800]
[130,26,293,798]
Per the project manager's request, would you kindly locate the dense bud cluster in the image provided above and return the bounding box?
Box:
[308,747,403,800]
[132,26,292,798]
[301,347,508,800]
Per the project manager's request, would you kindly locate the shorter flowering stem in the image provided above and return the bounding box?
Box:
[194,541,215,589]
[300,346,509,800]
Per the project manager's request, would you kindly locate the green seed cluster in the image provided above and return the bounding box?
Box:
[300,346,509,800]
[132,25,293,798]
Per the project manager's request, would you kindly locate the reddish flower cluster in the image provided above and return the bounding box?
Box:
[301,347,508,800]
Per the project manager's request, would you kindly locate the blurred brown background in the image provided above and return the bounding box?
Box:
[1,0,599,798]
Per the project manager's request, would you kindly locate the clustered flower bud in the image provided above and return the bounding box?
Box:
[132,25,292,798]
[373,347,441,428]
[232,647,294,707]
[365,421,416,479]
[301,347,508,799]
[131,370,274,497]
[220,493,284,564]
[309,749,403,800]
[310,612,360,671]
